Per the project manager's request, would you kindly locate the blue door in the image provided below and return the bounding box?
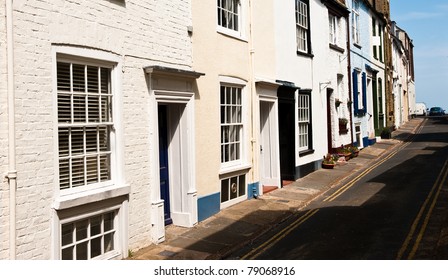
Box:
[158,105,172,225]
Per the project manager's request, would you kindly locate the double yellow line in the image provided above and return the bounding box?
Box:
[241,209,319,260]
[396,159,448,260]
[241,121,425,260]
[324,141,410,202]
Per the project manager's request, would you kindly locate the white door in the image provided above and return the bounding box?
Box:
[260,101,281,188]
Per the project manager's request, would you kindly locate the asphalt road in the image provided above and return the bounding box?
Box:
[229,116,448,260]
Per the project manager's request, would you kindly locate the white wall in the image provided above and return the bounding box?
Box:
[0,0,193,259]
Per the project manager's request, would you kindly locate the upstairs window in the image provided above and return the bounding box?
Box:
[352,0,360,45]
[217,0,240,32]
[329,13,338,45]
[57,60,113,191]
[296,0,311,54]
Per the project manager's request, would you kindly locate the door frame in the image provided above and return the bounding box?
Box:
[259,96,281,191]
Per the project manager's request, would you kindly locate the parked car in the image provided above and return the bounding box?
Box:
[415,103,427,116]
[429,107,445,116]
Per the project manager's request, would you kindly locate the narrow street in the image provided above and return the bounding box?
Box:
[228,117,448,260]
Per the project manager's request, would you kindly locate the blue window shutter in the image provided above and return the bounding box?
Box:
[362,72,367,111]
[353,70,359,114]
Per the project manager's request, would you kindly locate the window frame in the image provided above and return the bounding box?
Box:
[329,13,338,46]
[297,89,313,156]
[53,47,125,200]
[57,59,114,193]
[352,0,360,46]
[217,0,245,39]
[220,173,247,208]
[60,208,119,260]
[295,0,312,55]
[219,80,246,171]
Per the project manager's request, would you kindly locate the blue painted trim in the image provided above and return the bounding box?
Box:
[363,136,369,148]
[197,192,220,222]
[368,138,377,146]
[248,182,259,199]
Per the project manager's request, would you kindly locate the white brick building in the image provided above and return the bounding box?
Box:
[0,0,199,260]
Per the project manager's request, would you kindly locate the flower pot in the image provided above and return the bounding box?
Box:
[322,162,336,169]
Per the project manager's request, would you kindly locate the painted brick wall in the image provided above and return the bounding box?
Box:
[0,0,192,259]
[0,3,10,260]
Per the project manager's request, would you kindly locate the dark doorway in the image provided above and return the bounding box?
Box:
[158,105,172,225]
[278,86,296,183]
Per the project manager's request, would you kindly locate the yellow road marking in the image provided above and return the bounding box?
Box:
[396,159,448,260]
[242,120,427,260]
[242,209,319,260]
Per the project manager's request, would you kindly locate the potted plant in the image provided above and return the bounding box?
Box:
[337,145,352,161]
[322,153,338,169]
[380,127,392,139]
[349,145,359,158]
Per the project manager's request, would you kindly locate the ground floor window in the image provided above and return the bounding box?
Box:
[221,174,246,203]
[60,210,118,260]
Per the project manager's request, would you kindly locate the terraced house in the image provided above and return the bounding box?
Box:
[0,0,415,259]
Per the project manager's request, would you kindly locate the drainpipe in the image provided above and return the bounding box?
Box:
[248,0,258,197]
[346,11,354,145]
[6,0,17,259]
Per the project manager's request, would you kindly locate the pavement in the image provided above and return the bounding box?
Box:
[129,118,427,260]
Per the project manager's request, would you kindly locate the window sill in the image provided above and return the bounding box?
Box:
[299,149,315,157]
[329,43,345,53]
[353,43,362,49]
[296,51,314,58]
[219,163,252,177]
[216,27,248,42]
[53,184,130,210]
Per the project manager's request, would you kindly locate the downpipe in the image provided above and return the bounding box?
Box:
[6,0,17,260]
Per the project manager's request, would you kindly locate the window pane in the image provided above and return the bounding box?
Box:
[85,127,98,153]
[100,68,110,94]
[88,95,100,122]
[104,233,114,253]
[76,219,88,241]
[59,158,70,189]
[73,95,86,122]
[62,246,74,260]
[71,128,84,156]
[91,237,102,258]
[57,62,71,91]
[101,95,111,122]
[59,129,70,157]
[90,215,102,237]
[99,126,109,152]
[61,223,74,246]
[58,94,71,123]
[100,154,111,181]
[72,64,85,92]
[86,156,99,184]
[230,176,238,200]
[87,66,99,93]
[76,241,88,260]
[221,178,229,202]
[238,175,245,196]
[104,212,114,232]
[72,157,85,187]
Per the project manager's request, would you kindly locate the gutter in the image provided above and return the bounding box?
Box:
[6,0,17,259]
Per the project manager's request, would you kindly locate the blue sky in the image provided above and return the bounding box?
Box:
[390,0,448,110]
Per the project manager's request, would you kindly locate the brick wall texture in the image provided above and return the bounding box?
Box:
[0,0,192,259]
